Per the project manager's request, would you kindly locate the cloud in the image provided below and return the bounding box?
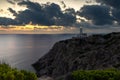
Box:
[8,8,17,16]
[7,0,15,4]
[16,1,58,25]
[60,1,66,8]
[77,5,114,25]
[0,17,18,25]
[7,0,25,4]
[0,0,77,26]
[14,0,76,26]
[112,9,120,24]
[2,0,120,29]
[96,0,120,9]
[0,9,4,13]
[96,0,120,25]
[72,0,120,27]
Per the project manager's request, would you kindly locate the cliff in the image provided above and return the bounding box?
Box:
[33,32,120,79]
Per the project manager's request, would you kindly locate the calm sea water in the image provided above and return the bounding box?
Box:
[0,34,74,72]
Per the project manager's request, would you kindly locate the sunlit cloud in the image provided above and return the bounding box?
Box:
[0,22,77,34]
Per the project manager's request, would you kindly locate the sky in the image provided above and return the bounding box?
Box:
[0,0,120,34]
[0,0,96,19]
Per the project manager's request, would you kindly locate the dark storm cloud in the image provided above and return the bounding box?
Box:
[16,1,59,25]
[7,0,25,4]
[7,0,15,4]
[96,0,120,25]
[2,0,120,28]
[8,8,17,16]
[96,0,120,9]
[0,17,18,25]
[60,1,66,8]
[14,0,76,26]
[74,0,120,26]
[56,8,76,26]
[112,9,120,24]
[77,5,114,25]
[0,0,76,26]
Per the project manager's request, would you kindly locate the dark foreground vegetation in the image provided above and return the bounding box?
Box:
[0,63,37,80]
[72,69,120,80]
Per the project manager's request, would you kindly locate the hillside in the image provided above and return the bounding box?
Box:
[33,32,120,79]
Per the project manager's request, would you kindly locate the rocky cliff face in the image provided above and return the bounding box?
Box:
[33,32,120,79]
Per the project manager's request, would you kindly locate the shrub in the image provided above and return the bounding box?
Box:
[0,63,37,80]
[72,68,120,80]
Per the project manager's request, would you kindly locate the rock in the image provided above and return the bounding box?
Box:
[38,76,53,80]
[32,32,120,79]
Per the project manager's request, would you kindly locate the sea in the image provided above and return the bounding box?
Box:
[0,34,75,72]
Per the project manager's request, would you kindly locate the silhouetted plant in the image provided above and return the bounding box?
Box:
[72,68,120,80]
[0,63,37,80]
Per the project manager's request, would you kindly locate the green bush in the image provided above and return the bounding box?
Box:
[0,63,37,80]
[72,68,120,80]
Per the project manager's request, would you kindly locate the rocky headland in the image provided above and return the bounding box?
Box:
[33,32,120,80]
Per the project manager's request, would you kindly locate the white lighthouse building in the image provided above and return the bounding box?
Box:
[80,27,83,35]
[72,27,87,39]
[78,27,87,38]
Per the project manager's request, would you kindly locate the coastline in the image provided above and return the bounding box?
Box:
[33,32,120,79]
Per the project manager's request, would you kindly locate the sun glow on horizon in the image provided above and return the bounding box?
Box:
[0,22,77,34]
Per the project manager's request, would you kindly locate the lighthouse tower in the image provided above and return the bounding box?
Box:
[72,27,87,39]
[80,27,83,35]
[79,27,87,38]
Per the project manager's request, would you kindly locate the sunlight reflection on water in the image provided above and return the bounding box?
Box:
[0,34,74,72]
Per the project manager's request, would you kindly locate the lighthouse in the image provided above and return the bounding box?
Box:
[80,27,83,35]
[78,27,87,38]
[72,27,87,39]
